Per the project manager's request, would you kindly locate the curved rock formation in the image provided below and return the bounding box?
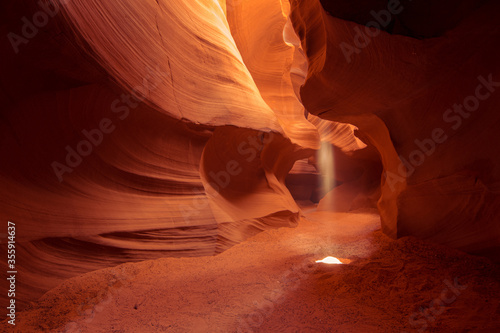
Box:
[0,0,321,309]
[1,0,499,315]
[290,0,500,259]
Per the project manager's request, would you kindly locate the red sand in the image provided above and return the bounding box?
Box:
[7,205,499,332]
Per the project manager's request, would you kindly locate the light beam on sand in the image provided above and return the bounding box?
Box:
[315,256,343,264]
[317,141,334,198]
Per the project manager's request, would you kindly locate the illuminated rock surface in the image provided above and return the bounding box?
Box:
[291,0,500,258]
[0,0,499,330]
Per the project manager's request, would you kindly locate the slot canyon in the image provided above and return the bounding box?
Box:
[1,0,500,331]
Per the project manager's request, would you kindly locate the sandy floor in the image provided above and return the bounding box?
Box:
[5,206,500,332]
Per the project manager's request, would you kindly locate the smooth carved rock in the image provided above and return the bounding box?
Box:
[290,0,500,260]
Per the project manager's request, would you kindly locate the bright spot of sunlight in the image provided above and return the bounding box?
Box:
[315,256,343,264]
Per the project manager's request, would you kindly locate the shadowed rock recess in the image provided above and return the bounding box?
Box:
[0,0,499,327]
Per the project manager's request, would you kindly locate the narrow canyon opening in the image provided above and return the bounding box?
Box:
[1,0,499,332]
